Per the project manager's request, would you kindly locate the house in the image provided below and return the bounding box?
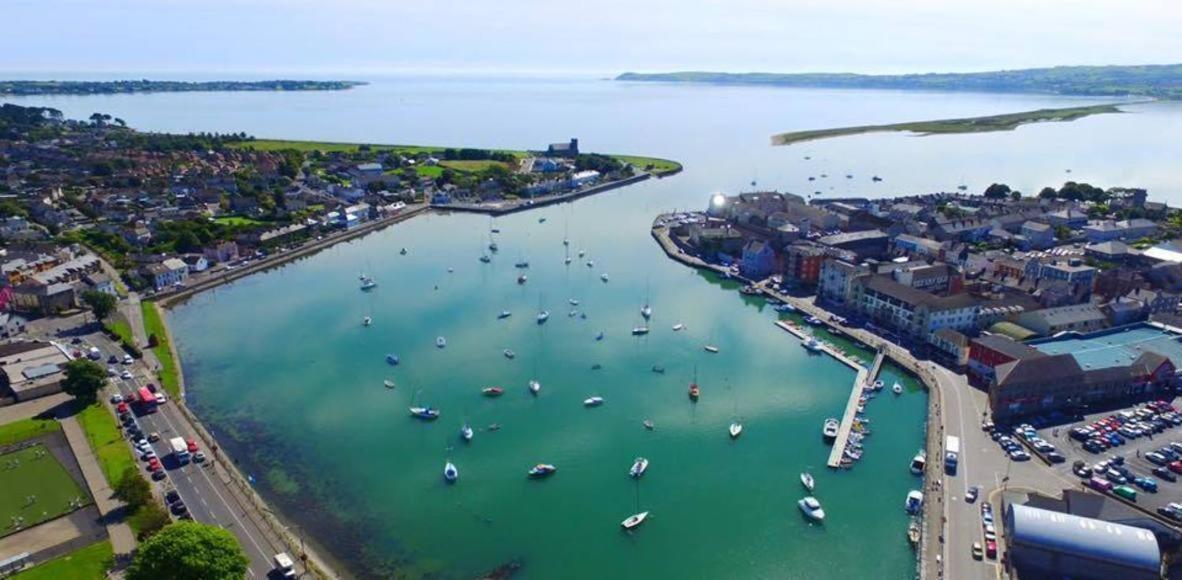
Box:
[1018,221,1054,250]
[1045,208,1088,228]
[739,240,776,279]
[144,258,189,291]
[850,274,980,342]
[817,230,889,260]
[203,241,239,264]
[892,234,943,258]
[568,170,600,188]
[1037,258,1096,290]
[782,241,843,286]
[930,328,970,367]
[82,273,116,296]
[181,254,209,273]
[818,258,867,307]
[1085,240,1134,263]
[889,262,960,295]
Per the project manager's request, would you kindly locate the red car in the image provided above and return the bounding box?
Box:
[985,540,997,559]
[147,458,161,472]
[116,402,129,414]
[186,439,198,453]
[1169,460,1182,475]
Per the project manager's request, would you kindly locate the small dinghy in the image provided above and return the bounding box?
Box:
[503,349,516,359]
[629,457,649,478]
[643,419,654,430]
[800,472,815,492]
[528,380,541,395]
[892,382,903,395]
[704,345,719,353]
[460,424,473,442]
[444,462,458,483]
[482,386,505,397]
[528,464,557,478]
[621,511,649,530]
[409,407,440,420]
[362,316,372,327]
[729,422,743,439]
[672,323,685,331]
[498,310,512,319]
[436,336,447,348]
[385,354,400,366]
[383,379,396,389]
[583,396,604,407]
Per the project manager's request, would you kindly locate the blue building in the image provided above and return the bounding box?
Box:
[739,240,775,278]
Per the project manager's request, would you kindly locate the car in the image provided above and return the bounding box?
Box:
[1046,451,1066,464]
[120,413,133,424]
[140,450,156,461]
[981,420,994,431]
[985,539,997,559]
[186,439,198,453]
[1170,461,1182,475]
[122,354,133,364]
[1153,466,1178,482]
[1171,442,1182,455]
[147,458,161,472]
[146,383,158,394]
[1158,506,1182,521]
[165,489,181,504]
[155,393,168,404]
[135,440,151,451]
[1090,477,1114,492]
[1009,449,1031,461]
[971,542,983,560]
[106,367,117,377]
[116,402,129,414]
[1113,485,1138,501]
[1135,477,1159,492]
[1073,464,1092,478]
[1106,469,1128,484]
[193,451,207,463]
[109,393,123,404]
[107,355,118,364]
[148,432,160,443]
[170,501,188,515]
[965,486,979,503]
[990,431,1003,441]
[120,370,132,380]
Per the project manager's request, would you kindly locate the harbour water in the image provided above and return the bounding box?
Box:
[10,75,1182,577]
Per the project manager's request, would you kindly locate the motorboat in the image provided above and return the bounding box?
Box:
[580,312,587,320]
[563,238,569,246]
[578,250,586,258]
[383,379,396,389]
[909,451,926,475]
[461,424,474,442]
[515,260,530,269]
[800,472,815,492]
[569,298,580,306]
[872,175,884,182]
[489,241,499,252]
[688,383,700,401]
[905,490,924,514]
[503,349,516,359]
[479,255,491,263]
[591,363,602,370]
[584,396,604,407]
[528,380,541,395]
[385,354,400,366]
[600,273,610,282]
[629,457,649,478]
[651,365,665,374]
[704,345,719,353]
[528,464,557,478]
[774,303,796,313]
[537,310,550,324]
[872,380,885,391]
[400,248,408,255]
[538,217,546,223]
[640,305,652,319]
[672,323,685,331]
[621,511,649,530]
[907,519,921,547]
[729,422,743,439]
[360,277,377,291]
[804,316,823,326]
[436,336,447,348]
[893,382,903,395]
[586,260,595,268]
[565,257,572,265]
[823,418,840,440]
[632,326,650,336]
[409,407,440,420]
[803,337,824,352]
[363,316,372,327]
[444,462,458,483]
[517,274,528,284]
[491,228,501,233]
[643,419,654,430]
[568,310,578,318]
[447,267,454,273]
[498,310,512,319]
[798,496,825,522]
[482,387,505,397]
[595,331,604,341]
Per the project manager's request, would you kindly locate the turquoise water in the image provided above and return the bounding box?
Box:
[18,75,1182,577]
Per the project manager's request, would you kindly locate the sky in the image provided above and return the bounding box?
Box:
[1,0,1178,76]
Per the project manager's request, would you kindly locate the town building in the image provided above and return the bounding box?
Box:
[144,257,189,291]
[1004,503,1161,580]
[739,240,776,279]
[0,341,72,402]
[817,258,867,307]
[817,230,889,260]
[849,274,980,342]
[1010,304,1108,337]
[545,138,579,157]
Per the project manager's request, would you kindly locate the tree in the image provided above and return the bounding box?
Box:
[61,359,107,406]
[127,521,249,580]
[113,467,152,508]
[1054,225,1073,241]
[1010,190,1021,201]
[81,290,117,321]
[175,230,202,254]
[983,183,1011,199]
[1038,187,1058,199]
[128,502,171,540]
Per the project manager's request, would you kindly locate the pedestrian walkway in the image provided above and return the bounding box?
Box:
[0,393,70,424]
[59,416,136,557]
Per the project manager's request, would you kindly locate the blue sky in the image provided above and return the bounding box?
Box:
[1,0,1177,75]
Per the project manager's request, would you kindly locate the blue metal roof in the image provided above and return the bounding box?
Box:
[1008,504,1160,572]
[1030,324,1182,371]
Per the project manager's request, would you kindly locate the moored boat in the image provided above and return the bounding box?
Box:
[360,277,377,291]
[907,518,921,547]
[503,349,516,359]
[383,379,396,389]
[704,345,719,353]
[800,472,815,492]
[909,451,926,475]
[600,273,609,282]
[629,457,649,478]
[823,418,840,440]
[803,337,824,352]
[672,323,685,331]
[905,490,924,514]
[595,331,604,341]
[688,383,700,401]
[444,462,458,483]
[892,382,903,395]
[528,464,557,478]
[798,496,825,521]
[436,336,447,348]
[643,419,654,430]
[632,326,650,336]
[517,274,527,284]
[640,305,652,319]
[729,422,743,439]
[537,310,550,324]
[385,354,400,366]
[621,511,649,530]
[461,424,474,442]
[498,310,512,319]
[528,380,541,395]
[363,316,372,327]
[479,255,491,263]
[583,396,604,407]
[482,386,505,397]
[409,406,440,420]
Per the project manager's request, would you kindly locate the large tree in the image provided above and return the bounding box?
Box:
[127,521,249,580]
[81,290,117,321]
[113,466,151,508]
[61,359,107,406]
[983,183,1011,199]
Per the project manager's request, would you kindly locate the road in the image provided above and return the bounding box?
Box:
[90,332,285,578]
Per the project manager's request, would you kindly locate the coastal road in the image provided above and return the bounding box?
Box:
[91,332,284,578]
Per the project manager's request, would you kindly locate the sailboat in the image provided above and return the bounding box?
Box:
[893,382,904,395]
[629,457,649,478]
[383,379,396,389]
[444,461,458,483]
[528,380,541,395]
[688,366,700,402]
[362,316,372,327]
[621,478,649,530]
[729,422,743,438]
[728,381,742,438]
[800,472,815,492]
[536,294,549,324]
[360,276,377,291]
[461,423,474,442]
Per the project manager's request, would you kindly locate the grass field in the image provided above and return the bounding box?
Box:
[414,165,444,178]
[213,215,267,226]
[438,159,509,172]
[76,403,135,487]
[12,540,112,580]
[771,103,1123,146]
[106,318,134,347]
[0,418,61,447]
[230,138,517,157]
[141,301,180,398]
[0,444,89,537]
[611,155,682,175]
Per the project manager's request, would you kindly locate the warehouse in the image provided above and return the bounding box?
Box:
[1005,503,1161,579]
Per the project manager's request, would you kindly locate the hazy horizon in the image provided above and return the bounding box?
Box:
[2,0,1177,76]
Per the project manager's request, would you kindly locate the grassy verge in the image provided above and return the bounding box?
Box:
[0,417,61,447]
[12,540,113,580]
[106,318,134,346]
[611,155,682,175]
[76,403,136,486]
[771,103,1123,146]
[140,301,181,398]
[438,159,509,172]
[214,215,267,226]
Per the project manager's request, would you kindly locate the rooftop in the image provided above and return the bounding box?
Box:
[1006,503,1160,574]
[1029,323,1182,371]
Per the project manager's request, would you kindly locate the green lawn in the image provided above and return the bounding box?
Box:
[213,215,267,226]
[0,418,61,447]
[106,318,134,347]
[141,301,181,398]
[12,540,113,580]
[229,139,477,156]
[438,159,509,172]
[76,403,136,487]
[0,444,90,538]
[611,155,682,175]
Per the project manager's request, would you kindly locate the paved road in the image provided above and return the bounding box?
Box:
[91,333,283,578]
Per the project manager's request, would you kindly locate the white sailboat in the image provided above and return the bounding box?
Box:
[621,511,649,530]
[444,461,458,483]
[800,472,815,492]
[629,457,649,478]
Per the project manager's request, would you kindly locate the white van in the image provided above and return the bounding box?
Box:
[273,553,296,579]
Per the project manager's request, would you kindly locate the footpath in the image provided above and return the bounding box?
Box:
[59,416,137,560]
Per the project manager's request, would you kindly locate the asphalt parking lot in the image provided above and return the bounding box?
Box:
[1032,398,1182,523]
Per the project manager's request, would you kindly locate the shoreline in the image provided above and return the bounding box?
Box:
[436,172,653,216]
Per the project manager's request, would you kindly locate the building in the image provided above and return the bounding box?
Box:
[739,240,776,279]
[203,241,239,264]
[0,341,72,402]
[1046,208,1088,228]
[968,333,1045,385]
[891,234,943,258]
[82,273,116,296]
[1037,258,1096,289]
[850,274,979,342]
[545,138,578,157]
[10,282,76,315]
[1011,304,1108,337]
[930,328,969,367]
[568,170,600,188]
[782,241,837,286]
[1018,221,1054,250]
[817,230,889,260]
[818,258,866,307]
[1004,503,1161,580]
[144,258,189,291]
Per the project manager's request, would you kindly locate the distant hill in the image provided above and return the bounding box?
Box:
[0,80,366,96]
[616,64,1182,99]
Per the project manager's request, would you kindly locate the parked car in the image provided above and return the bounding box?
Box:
[193,451,207,463]
[151,469,167,481]
[1153,466,1178,482]
[1113,485,1138,501]
[985,540,997,559]
[109,393,123,404]
[965,486,979,503]
[186,439,199,453]
[1135,477,1158,492]
[971,542,983,560]
[1046,451,1066,464]
[120,370,132,380]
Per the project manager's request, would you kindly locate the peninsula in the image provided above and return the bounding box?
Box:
[771,103,1123,146]
[0,79,366,96]
[617,63,1182,100]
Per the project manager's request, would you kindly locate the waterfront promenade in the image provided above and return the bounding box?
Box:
[437,172,651,216]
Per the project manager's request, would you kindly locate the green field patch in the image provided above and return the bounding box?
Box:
[0,443,90,537]
[141,302,181,398]
[772,104,1123,146]
[611,155,682,175]
[0,418,60,447]
[12,540,113,580]
[76,403,136,487]
[438,159,508,172]
[213,215,267,227]
[414,165,444,178]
